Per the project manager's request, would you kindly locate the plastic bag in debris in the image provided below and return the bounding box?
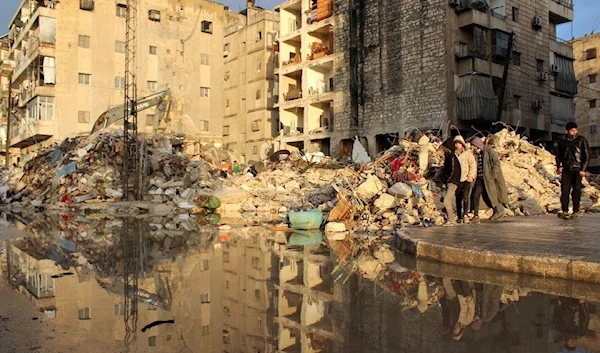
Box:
[410,183,425,198]
[54,162,77,183]
[50,148,65,167]
[352,137,370,164]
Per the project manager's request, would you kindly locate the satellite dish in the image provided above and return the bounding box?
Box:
[259,142,271,161]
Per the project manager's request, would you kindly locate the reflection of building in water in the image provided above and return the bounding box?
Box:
[6,240,224,352]
[276,242,344,352]
[221,229,278,353]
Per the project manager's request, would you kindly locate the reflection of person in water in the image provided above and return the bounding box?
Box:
[441,278,461,335]
[554,297,590,338]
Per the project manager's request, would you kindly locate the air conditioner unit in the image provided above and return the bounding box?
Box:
[552,64,560,73]
[539,72,549,81]
[533,100,543,111]
[449,0,461,7]
[532,15,543,29]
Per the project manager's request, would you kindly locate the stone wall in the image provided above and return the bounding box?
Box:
[331,0,449,157]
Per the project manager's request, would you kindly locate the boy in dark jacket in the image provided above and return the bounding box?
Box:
[441,146,462,226]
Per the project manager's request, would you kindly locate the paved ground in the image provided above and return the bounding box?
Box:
[396,213,600,284]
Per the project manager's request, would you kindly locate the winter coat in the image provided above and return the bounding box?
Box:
[442,153,462,185]
[556,134,591,172]
[481,146,509,207]
[457,150,477,182]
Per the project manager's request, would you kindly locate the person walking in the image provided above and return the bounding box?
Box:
[441,144,462,226]
[454,136,477,223]
[556,122,591,219]
[470,137,509,222]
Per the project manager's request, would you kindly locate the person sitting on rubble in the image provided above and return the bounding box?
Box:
[556,122,591,219]
[454,136,477,223]
[470,137,509,223]
[219,160,231,178]
[232,160,241,175]
[441,144,462,226]
[248,164,258,177]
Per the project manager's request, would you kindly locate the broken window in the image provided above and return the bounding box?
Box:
[149,45,157,55]
[78,308,91,320]
[147,81,157,91]
[590,74,597,84]
[512,52,521,66]
[146,114,155,126]
[115,76,125,89]
[116,4,126,18]
[200,87,210,97]
[78,111,90,123]
[223,125,230,136]
[148,10,161,22]
[199,120,209,131]
[80,0,94,11]
[586,48,597,60]
[201,53,209,65]
[591,100,597,109]
[201,21,213,34]
[78,35,90,48]
[78,73,91,85]
[115,40,125,53]
[491,30,510,62]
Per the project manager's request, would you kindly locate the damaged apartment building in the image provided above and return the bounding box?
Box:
[5,0,234,165]
[275,0,576,158]
[572,33,600,172]
[222,2,279,164]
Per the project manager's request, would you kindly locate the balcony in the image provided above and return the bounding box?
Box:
[10,118,53,148]
[279,0,302,12]
[550,38,574,59]
[18,85,55,108]
[457,57,504,78]
[12,38,55,81]
[458,10,507,31]
[549,0,573,24]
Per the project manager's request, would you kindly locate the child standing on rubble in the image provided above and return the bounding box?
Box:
[441,143,462,226]
[454,136,477,223]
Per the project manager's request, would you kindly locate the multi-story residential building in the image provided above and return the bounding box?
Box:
[0,34,14,165]
[572,33,600,171]
[6,0,231,165]
[223,3,279,163]
[276,0,576,159]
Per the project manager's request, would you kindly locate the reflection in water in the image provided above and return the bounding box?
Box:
[1,214,599,353]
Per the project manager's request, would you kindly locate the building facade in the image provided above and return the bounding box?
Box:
[223,5,279,164]
[572,33,600,171]
[6,0,232,165]
[276,0,576,159]
[0,34,13,165]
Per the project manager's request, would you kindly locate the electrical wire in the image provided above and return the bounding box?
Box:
[512,64,599,100]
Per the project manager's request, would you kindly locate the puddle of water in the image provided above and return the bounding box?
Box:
[1,213,599,353]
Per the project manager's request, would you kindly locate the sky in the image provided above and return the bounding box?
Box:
[0,0,598,39]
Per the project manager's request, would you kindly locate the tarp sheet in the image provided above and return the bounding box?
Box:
[456,74,497,122]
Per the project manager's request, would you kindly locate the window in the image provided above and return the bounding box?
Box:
[223,125,230,136]
[201,325,210,336]
[590,74,597,84]
[253,146,258,155]
[114,303,125,316]
[148,336,157,347]
[201,21,213,34]
[199,120,209,131]
[116,4,126,17]
[257,317,262,329]
[115,76,125,89]
[251,256,260,268]
[536,59,544,72]
[512,52,521,66]
[255,289,261,299]
[200,87,210,97]
[257,31,262,40]
[223,252,230,262]
[166,49,171,54]
[586,48,597,60]
[201,260,210,271]
[223,43,230,54]
[224,307,231,316]
[256,89,261,100]
[78,35,90,48]
[146,114,155,126]
[591,100,597,109]
[147,81,157,91]
[27,97,55,120]
[80,0,94,11]
[78,308,91,320]
[591,124,597,134]
[115,40,126,53]
[78,111,90,123]
[256,60,262,71]
[491,30,510,61]
[225,99,229,107]
[149,9,161,22]
[201,293,210,303]
[252,120,260,132]
[149,45,157,55]
[512,7,519,22]
[513,95,521,109]
[78,73,91,85]
[225,280,230,289]
[200,53,209,65]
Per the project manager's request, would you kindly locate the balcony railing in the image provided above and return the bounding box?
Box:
[551,0,573,9]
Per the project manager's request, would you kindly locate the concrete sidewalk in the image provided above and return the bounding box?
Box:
[395,213,600,284]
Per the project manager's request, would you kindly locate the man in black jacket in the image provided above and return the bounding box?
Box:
[556,122,591,219]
